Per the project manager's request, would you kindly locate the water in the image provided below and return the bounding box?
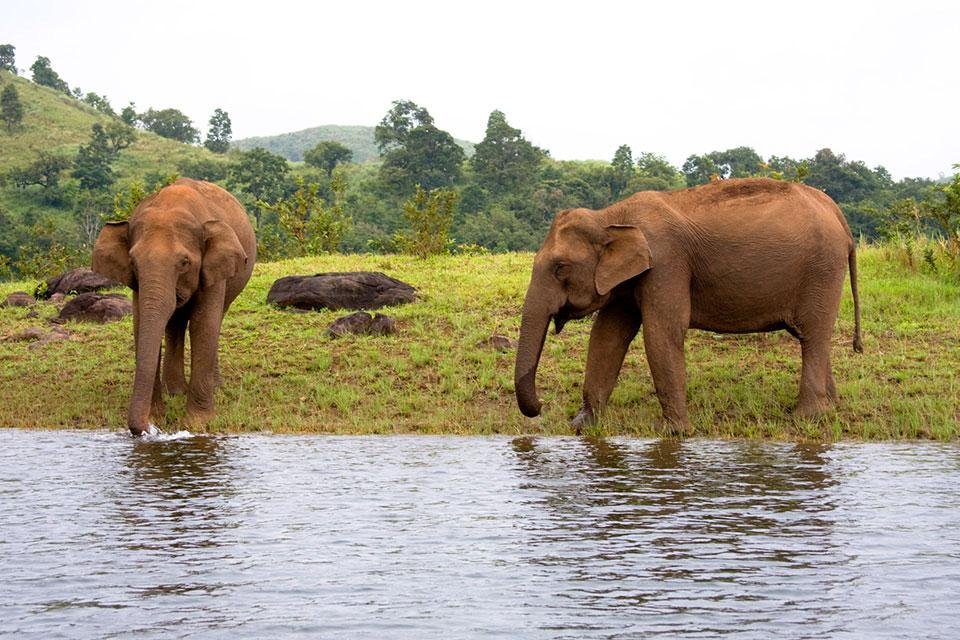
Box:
[1,430,959,639]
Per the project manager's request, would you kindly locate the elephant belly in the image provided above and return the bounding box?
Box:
[688,281,796,334]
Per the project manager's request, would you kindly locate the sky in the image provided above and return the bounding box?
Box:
[5,0,959,179]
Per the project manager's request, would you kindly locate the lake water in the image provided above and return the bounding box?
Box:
[1,429,959,639]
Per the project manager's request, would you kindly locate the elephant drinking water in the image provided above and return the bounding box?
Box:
[92,178,256,436]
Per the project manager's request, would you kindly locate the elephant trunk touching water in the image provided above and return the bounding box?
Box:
[514,178,862,434]
[92,178,255,436]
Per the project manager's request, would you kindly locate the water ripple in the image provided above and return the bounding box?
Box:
[1,430,959,638]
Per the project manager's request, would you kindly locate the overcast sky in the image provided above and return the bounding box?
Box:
[6,0,958,179]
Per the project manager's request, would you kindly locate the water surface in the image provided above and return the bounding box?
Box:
[1,429,959,638]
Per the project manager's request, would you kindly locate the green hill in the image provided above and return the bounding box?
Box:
[233,124,475,163]
[0,69,225,196]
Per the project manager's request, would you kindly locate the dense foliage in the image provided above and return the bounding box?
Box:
[0,56,957,281]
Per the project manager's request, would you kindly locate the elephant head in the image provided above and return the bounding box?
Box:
[92,215,247,433]
[515,208,651,417]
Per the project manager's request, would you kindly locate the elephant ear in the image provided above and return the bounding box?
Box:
[595,224,652,295]
[202,220,247,287]
[91,221,133,287]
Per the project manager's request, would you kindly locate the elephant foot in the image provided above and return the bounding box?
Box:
[128,423,161,438]
[571,406,596,435]
[656,416,692,438]
[186,402,215,429]
[164,379,188,396]
[795,393,834,420]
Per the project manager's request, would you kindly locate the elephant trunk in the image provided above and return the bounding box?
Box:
[515,293,553,418]
[128,279,175,436]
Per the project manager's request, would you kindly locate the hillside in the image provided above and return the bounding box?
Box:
[233,124,476,163]
[0,69,224,197]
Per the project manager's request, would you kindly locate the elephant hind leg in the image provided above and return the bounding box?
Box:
[796,336,836,418]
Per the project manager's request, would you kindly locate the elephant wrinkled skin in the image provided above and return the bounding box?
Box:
[515,178,863,434]
[92,178,256,436]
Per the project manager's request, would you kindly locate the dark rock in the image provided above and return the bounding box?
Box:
[58,292,132,323]
[49,293,66,305]
[3,325,72,348]
[39,267,121,298]
[24,309,39,319]
[2,292,36,307]
[479,334,517,352]
[327,311,397,338]
[268,272,416,311]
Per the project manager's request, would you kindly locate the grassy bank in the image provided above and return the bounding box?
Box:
[1,247,958,439]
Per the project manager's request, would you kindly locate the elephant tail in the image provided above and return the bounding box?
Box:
[849,246,863,353]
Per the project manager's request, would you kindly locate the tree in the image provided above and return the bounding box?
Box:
[259,173,351,255]
[29,56,69,93]
[708,146,763,179]
[374,99,433,152]
[120,102,139,126]
[682,154,720,186]
[105,121,136,153]
[0,44,15,73]
[6,152,71,203]
[304,140,353,176]
[204,108,232,153]
[609,144,634,198]
[1,84,24,132]
[397,185,458,257]
[228,148,290,228]
[375,100,465,194]
[73,123,117,191]
[140,107,199,143]
[471,110,545,197]
[82,92,115,116]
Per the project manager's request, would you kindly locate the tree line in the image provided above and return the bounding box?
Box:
[1,43,958,280]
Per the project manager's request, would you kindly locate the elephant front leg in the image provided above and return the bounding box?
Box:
[185,285,226,427]
[163,308,189,395]
[574,303,641,433]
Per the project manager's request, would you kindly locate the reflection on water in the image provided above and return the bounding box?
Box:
[1,430,959,639]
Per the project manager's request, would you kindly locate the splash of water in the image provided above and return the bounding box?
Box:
[137,424,195,442]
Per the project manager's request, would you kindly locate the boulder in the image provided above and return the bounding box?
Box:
[58,292,132,323]
[1,292,36,308]
[268,272,416,311]
[3,325,72,348]
[39,267,121,298]
[479,334,517,352]
[327,311,397,338]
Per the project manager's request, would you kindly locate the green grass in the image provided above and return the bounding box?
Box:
[1,247,958,439]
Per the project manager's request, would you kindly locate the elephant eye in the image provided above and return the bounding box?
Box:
[178,256,191,271]
[553,262,570,280]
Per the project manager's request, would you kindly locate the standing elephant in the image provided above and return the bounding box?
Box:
[515,178,862,433]
[92,178,256,436]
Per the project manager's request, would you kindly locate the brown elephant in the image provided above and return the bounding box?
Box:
[515,178,863,434]
[92,178,256,436]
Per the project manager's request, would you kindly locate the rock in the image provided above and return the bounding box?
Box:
[267,272,416,311]
[327,311,397,338]
[49,293,66,304]
[58,292,132,323]
[39,267,121,298]
[3,325,72,348]
[479,334,517,352]
[1,292,36,308]
[24,309,39,319]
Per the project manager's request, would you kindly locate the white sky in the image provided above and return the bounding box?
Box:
[6,0,958,179]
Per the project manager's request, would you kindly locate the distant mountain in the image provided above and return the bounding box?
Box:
[233,124,475,163]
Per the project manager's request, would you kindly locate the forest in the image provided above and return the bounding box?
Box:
[1,45,958,281]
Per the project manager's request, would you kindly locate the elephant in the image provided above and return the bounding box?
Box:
[92,178,256,436]
[515,178,863,434]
